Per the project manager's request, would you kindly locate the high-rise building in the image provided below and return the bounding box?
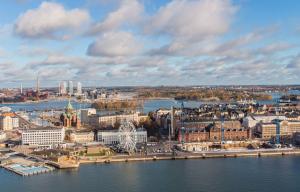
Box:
[59,81,67,95]
[63,81,67,94]
[77,82,82,95]
[58,82,61,95]
[68,81,73,96]
[20,83,23,95]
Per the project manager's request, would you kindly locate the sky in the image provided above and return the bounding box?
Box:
[1,0,300,88]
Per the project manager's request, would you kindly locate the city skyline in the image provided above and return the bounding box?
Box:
[1,2,300,191]
[1,0,300,87]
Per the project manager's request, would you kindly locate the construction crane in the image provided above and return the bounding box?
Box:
[275,119,280,145]
[221,113,225,144]
[180,101,185,144]
[36,75,40,101]
[270,95,281,145]
[275,102,281,145]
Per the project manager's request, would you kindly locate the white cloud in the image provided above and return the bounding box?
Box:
[1,0,298,86]
[14,2,90,39]
[87,31,142,57]
[286,54,300,69]
[0,48,7,57]
[148,26,279,58]
[146,0,237,41]
[87,0,143,35]
[258,42,293,55]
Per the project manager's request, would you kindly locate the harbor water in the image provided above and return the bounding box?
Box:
[0,97,285,114]
[1,156,300,192]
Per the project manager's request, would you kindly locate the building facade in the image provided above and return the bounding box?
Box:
[68,81,73,96]
[178,120,249,143]
[69,131,94,143]
[59,81,67,95]
[97,130,147,145]
[12,117,19,128]
[89,112,139,128]
[243,115,286,128]
[60,100,81,128]
[21,127,65,146]
[0,112,19,130]
[80,108,97,124]
[256,120,300,139]
[77,82,82,95]
[0,131,6,141]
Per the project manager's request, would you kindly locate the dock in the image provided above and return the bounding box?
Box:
[0,153,55,177]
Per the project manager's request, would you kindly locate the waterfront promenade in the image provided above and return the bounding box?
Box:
[79,148,300,164]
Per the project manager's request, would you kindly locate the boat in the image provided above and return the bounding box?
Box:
[278,99,291,104]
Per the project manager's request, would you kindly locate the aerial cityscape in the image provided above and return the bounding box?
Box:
[1,0,300,192]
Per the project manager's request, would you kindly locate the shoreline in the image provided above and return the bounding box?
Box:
[0,98,92,107]
[78,148,300,165]
[2,148,300,176]
[0,97,274,106]
[0,99,65,105]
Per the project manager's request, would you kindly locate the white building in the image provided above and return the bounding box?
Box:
[89,112,139,127]
[12,117,19,128]
[80,108,97,124]
[69,131,94,143]
[77,82,82,95]
[59,81,67,95]
[0,131,6,141]
[97,129,147,145]
[243,115,286,128]
[0,106,11,113]
[21,127,65,146]
[156,108,171,116]
[0,115,13,131]
[89,112,140,127]
[68,81,73,96]
[0,113,19,130]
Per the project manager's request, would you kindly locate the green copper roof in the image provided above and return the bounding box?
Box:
[66,99,73,110]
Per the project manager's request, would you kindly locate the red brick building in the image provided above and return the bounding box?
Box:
[178,120,249,143]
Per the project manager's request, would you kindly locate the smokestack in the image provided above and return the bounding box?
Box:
[36,75,40,100]
[20,83,23,94]
[171,106,175,137]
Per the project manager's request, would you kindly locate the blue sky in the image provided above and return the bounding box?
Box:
[0,0,300,88]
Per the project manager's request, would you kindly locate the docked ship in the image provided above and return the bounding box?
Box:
[237,99,257,105]
[278,99,291,104]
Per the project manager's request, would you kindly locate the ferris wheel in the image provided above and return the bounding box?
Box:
[118,121,137,153]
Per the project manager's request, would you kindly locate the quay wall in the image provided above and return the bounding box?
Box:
[79,149,300,165]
